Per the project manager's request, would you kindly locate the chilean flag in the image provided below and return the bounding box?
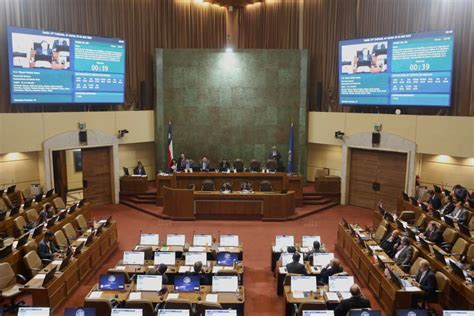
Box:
[167,122,174,168]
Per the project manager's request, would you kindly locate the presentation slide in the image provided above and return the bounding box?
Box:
[339,30,454,107]
[8,26,125,104]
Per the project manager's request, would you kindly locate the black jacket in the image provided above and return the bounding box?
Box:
[380,235,401,257]
[38,239,58,260]
[425,229,443,245]
[319,265,343,284]
[334,296,371,316]
[286,261,307,275]
[415,269,437,302]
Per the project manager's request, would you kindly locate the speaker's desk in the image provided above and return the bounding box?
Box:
[120,175,148,194]
[162,187,296,221]
[156,172,303,206]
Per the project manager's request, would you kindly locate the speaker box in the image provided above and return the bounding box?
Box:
[79,130,87,144]
[372,132,380,146]
[139,81,147,109]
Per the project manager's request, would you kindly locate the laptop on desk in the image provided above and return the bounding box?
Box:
[18,307,50,316]
[136,274,163,291]
[418,237,432,251]
[449,260,467,281]
[65,308,96,316]
[16,233,30,250]
[139,233,159,246]
[433,248,448,266]
[458,224,472,237]
[154,251,176,265]
[396,219,407,232]
[42,265,58,287]
[443,215,455,227]
[217,252,239,266]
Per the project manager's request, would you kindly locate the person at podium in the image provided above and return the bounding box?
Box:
[200,157,210,171]
[269,146,281,162]
[218,159,231,172]
[133,161,146,176]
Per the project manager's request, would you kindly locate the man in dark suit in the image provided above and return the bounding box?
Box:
[305,240,325,265]
[319,258,343,284]
[147,263,169,284]
[188,261,210,285]
[440,195,455,215]
[452,199,469,225]
[380,230,401,257]
[427,190,442,210]
[286,253,306,275]
[411,259,437,307]
[269,146,282,162]
[200,157,210,171]
[334,284,371,316]
[218,159,231,172]
[422,221,444,245]
[177,153,186,171]
[38,230,59,260]
[133,161,146,176]
[393,237,413,271]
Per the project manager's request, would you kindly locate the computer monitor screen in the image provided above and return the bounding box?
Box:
[139,233,159,246]
[302,235,321,249]
[193,234,213,246]
[111,309,143,316]
[154,251,176,265]
[396,311,428,316]
[136,275,163,292]
[167,234,186,246]
[18,308,50,316]
[7,26,125,104]
[219,234,239,247]
[123,251,145,265]
[275,235,294,250]
[99,274,125,290]
[328,275,354,292]
[64,308,96,316]
[174,275,200,292]
[185,252,207,266]
[281,252,304,266]
[290,276,317,293]
[217,252,239,266]
[205,311,237,316]
[313,253,335,266]
[212,276,239,293]
[338,30,454,107]
[157,311,190,316]
[348,311,381,316]
[303,312,335,316]
[443,312,474,316]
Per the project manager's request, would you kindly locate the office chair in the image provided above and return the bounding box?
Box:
[23,250,49,277]
[409,257,424,276]
[163,298,194,313]
[466,244,474,263]
[54,230,69,248]
[440,228,458,251]
[233,159,244,172]
[294,301,327,316]
[84,299,115,316]
[52,197,66,210]
[449,237,468,259]
[196,301,223,315]
[399,211,416,224]
[414,213,427,229]
[75,214,89,232]
[433,271,450,308]
[0,263,27,312]
[249,159,261,172]
[125,300,157,316]
[260,180,273,192]
[62,223,78,241]
[23,240,38,254]
[201,179,215,191]
[265,159,277,172]
[373,224,387,243]
[25,209,39,224]
[14,216,28,236]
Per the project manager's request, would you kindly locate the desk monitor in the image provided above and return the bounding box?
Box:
[219,234,239,247]
[458,224,471,237]
[303,312,335,316]
[154,251,176,265]
[74,242,84,256]
[157,311,190,316]
[406,228,417,240]
[136,275,163,291]
[302,235,321,249]
[217,252,239,266]
[376,256,386,270]
[449,260,467,280]
[174,275,200,292]
[185,252,207,266]
[205,310,237,316]
[212,275,238,293]
[58,210,67,221]
[443,216,455,227]
[433,248,447,265]
[193,234,213,246]
[396,311,428,316]
[418,237,431,251]
[281,252,303,266]
[166,234,185,246]
[58,253,72,271]
[275,235,294,250]
[313,253,334,266]
[99,274,125,291]
[46,216,57,228]
[384,211,394,222]
[42,265,57,287]
[18,308,50,316]
[291,276,317,293]
[349,311,381,316]
[85,234,94,247]
[387,268,403,289]
[443,312,474,316]
[10,206,20,216]
[111,310,143,316]
[396,219,406,232]
[0,245,12,260]
[123,251,145,265]
[68,204,77,214]
[328,275,354,292]
[16,233,30,250]
[32,224,44,237]
[139,233,159,246]
[64,308,96,316]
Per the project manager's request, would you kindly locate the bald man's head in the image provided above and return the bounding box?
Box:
[350,284,361,297]
[419,259,430,271]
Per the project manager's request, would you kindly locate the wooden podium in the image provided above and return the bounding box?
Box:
[120,175,148,194]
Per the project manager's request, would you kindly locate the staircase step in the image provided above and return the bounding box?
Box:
[303,199,332,205]
[302,196,326,201]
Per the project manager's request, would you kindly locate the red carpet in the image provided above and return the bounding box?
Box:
[47,204,384,316]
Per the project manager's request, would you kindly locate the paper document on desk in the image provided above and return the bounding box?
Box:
[369,245,382,251]
[129,292,141,300]
[292,291,305,299]
[52,260,62,266]
[272,246,283,252]
[378,255,388,261]
[340,292,351,299]
[167,293,179,300]
[179,266,192,273]
[299,247,310,253]
[189,246,206,252]
[33,274,46,280]
[206,294,218,303]
[325,292,339,301]
[279,267,287,274]
[115,266,126,271]
[77,238,88,243]
[89,291,103,299]
[404,286,420,292]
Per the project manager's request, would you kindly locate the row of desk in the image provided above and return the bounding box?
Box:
[373,210,474,309]
[1,204,91,276]
[22,221,118,311]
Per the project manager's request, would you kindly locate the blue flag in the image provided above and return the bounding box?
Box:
[288,122,294,174]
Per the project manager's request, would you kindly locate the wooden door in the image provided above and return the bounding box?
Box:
[52,150,68,202]
[348,148,407,210]
[81,147,112,205]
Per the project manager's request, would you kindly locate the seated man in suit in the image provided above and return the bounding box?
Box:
[269,146,281,162]
[427,190,442,211]
[218,159,231,172]
[411,259,437,307]
[189,261,209,285]
[450,198,470,225]
[285,253,306,275]
[380,230,401,257]
[440,195,455,215]
[38,203,55,224]
[147,263,169,284]
[200,157,210,171]
[133,161,146,176]
[420,221,443,245]
[169,159,178,173]
[319,258,343,284]
[38,230,60,260]
[334,284,371,316]
[305,240,325,264]
[177,153,187,171]
[393,237,413,270]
